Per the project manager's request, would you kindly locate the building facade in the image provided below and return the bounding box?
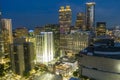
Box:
[86,2,95,31]
[44,24,60,58]
[96,22,106,36]
[34,27,44,35]
[1,19,13,54]
[10,41,34,76]
[60,31,89,56]
[0,10,4,56]
[59,6,72,34]
[0,10,2,32]
[10,43,25,76]
[36,32,54,64]
[13,27,28,39]
[75,12,86,30]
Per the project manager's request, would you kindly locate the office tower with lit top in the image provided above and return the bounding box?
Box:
[75,12,86,30]
[86,2,95,31]
[59,6,72,34]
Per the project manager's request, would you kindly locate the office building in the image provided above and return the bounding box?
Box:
[0,12,11,76]
[0,15,5,76]
[59,6,72,34]
[36,32,54,64]
[60,31,90,56]
[1,19,13,54]
[96,22,106,36]
[73,31,89,54]
[34,27,44,35]
[0,9,2,32]
[60,34,73,56]
[0,10,4,56]
[0,19,13,76]
[23,42,34,74]
[75,12,86,30]
[13,27,28,39]
[86,2,95,31]
[10,43,25,76]
[44,24,60,58]
[10,39,34,76]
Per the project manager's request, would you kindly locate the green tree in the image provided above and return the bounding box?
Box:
[0,64,5,76]
[73,71,79,77]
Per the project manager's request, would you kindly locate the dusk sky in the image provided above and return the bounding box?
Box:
[0,0,120,29]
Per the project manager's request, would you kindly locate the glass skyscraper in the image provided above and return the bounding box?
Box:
[86,2,95,31]
[0,9,2,33]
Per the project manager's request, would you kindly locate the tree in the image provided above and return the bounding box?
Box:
[73,71,79,77]
[0,64,5,76]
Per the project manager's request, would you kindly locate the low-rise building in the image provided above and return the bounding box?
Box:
[78,38,120,80]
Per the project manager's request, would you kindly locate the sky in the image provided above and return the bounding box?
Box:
[0,0,120,29]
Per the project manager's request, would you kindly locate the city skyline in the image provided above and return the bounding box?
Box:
[1,0,120,80]
[1,0,120,29]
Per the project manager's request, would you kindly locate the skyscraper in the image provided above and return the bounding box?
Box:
[10,43,25,76]
[1,19,13,55]
[1,19,13,44]
[86,2,95,31]
[10,39,34,76]
[0,9,4,56]
[0,10,2,32]
[75,12,85,30]
[59,6,72,34]
[44,24,60,58]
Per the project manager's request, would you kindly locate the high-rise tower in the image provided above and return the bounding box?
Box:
[59,6,72,34]
[86,2,95,31]
[1,19,13,54]
[0,9,4,57]
[0,9,2,33]
[10,40,34,76]
[75,12,85,30]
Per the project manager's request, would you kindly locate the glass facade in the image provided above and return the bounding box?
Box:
[59,6,72,33]
[86,2,95,31]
